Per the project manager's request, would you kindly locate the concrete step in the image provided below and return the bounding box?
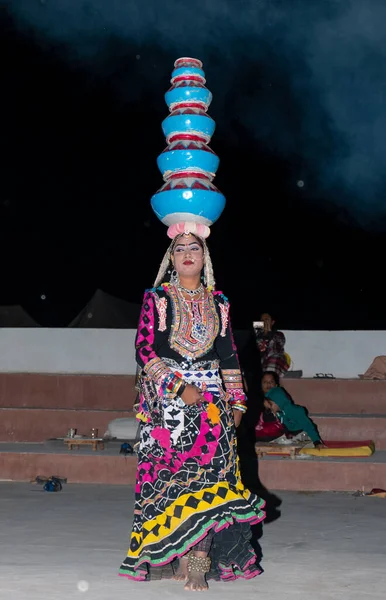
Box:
[2,374,385,415]
[311,414,386,449]
[257,451,386,492]
[1,442,385,492]
[284,379,386,414]
[0,373,136,410]
[0,441,137,485]
[2,406,385,448]
[0,408,135,442]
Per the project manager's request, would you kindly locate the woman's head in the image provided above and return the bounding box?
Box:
[263,398,280,414]
[261,371,280,394]
[260,312,275,330]
[264,386,291,414]
[152,231,215,290]
[171,233,204,280]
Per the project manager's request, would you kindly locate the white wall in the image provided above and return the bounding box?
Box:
[0,329,137,375]
[0,328,384,378]
[283,330,386,378]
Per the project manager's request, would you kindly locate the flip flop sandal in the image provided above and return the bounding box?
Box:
[313,373,336,379]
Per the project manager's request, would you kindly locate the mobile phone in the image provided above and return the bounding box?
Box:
[253,321,265,329]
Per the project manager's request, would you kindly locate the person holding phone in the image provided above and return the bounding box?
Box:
[253,312,289,377]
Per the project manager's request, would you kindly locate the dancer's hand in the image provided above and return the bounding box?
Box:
[181,384,203,406]
[233,409,242,428]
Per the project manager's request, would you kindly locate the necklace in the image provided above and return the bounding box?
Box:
[177,286,208,343]
[177,283,204,297]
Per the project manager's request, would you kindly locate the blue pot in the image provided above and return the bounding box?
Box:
[165,85,212,109]
[157,148,219,178]
[151,187,226,226]
[162,113,215,142]
[171,66,206,82]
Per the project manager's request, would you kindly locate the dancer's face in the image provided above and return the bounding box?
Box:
[172,234,204,280]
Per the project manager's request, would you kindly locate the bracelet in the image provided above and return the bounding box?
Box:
[229,396,247,406]
[232,403,247,413]
[160,372,185,398]
[177,382,187,397]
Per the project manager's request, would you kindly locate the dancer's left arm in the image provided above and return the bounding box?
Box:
[214,293,247,427]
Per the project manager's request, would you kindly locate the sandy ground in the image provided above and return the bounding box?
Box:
[0,483,385,600]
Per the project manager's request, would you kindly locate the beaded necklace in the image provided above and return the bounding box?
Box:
[177,286,208,343]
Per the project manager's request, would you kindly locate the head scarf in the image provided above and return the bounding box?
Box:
[153,233,215,290]
[266,387,292,410]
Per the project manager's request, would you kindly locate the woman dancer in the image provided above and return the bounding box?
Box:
[119,231,265,590]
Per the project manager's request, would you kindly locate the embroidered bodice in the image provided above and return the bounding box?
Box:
[135,283,246,407]
[169,285,219,359]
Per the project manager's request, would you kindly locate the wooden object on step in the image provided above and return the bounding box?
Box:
[64,438,105,451]
[255,441,305,460]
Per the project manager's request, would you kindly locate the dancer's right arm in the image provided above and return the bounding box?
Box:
[136,290,201,405]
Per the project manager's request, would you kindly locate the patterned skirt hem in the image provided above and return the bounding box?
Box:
[119,498,265,582]
[215,563,262,581]
[118,560,263,583]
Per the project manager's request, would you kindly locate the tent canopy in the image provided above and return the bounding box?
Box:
[0,305,40,327]
[68,289,141,328]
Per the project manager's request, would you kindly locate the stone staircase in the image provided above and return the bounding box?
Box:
[0,373,137,485]
[0,373,385,491]
[285,378,386,449]
[256,378,386,491]
[0,373,135,442]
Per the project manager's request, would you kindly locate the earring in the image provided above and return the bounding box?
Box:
[170,269,179,285]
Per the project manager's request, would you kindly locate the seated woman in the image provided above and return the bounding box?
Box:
[254,313,289,377]
[255,372,324,448]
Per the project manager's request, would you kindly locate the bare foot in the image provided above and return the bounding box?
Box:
[172,556,189,581]
[184,571,208,592]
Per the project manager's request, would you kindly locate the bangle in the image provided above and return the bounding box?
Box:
[232,404,247,413]
[161,373,184,397]
[177,382,187,397]
[229,396,247,407]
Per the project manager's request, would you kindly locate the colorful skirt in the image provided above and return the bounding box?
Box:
[119,368,266,582]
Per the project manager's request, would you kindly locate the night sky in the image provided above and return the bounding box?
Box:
[3,0,386,329]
